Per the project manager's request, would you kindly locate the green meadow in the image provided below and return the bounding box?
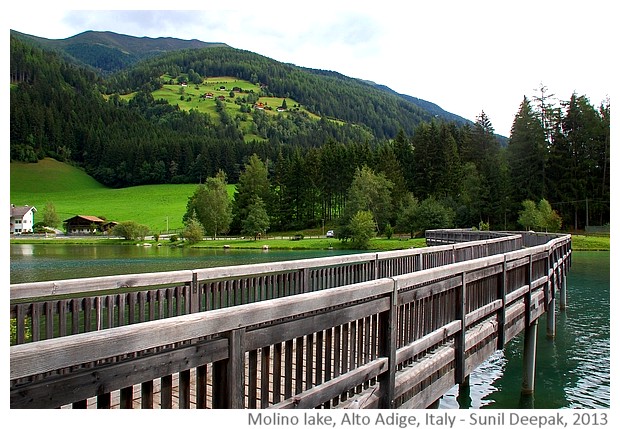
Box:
[10,157,229,233]
[122,75,316,142]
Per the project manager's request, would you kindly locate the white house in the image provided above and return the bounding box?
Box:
[10,204,37,234]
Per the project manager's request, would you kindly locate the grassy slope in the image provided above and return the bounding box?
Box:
[10,158,231,232]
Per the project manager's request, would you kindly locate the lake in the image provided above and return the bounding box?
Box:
[9,243,359,284]
[9,244,610,409]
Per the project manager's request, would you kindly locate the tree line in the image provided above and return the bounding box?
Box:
[10,35,610,235]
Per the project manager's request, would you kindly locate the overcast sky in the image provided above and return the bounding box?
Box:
[4,0,614,137]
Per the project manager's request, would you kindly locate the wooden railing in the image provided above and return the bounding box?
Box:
[9,231,571,409]
[10,233,523,345]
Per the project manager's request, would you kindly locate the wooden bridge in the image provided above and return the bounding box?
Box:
[10,229,571,409]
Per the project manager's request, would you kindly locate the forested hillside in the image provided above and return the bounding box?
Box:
[10,30,228,73]
[9,31,610,234]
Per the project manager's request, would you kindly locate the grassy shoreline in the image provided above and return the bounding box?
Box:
[10,234,609,251]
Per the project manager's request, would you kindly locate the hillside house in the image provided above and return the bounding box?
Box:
[63,215,108,235]
[10,204,36,234]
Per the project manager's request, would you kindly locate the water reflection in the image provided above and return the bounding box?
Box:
[13,243,34,256]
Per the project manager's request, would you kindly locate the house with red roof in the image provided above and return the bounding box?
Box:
[63,215,117,235]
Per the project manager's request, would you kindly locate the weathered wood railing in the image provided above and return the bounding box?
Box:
[10,233,522,344]
[10,231,571,409]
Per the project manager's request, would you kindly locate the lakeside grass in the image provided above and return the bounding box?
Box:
[192,236,427,251]
[570,234,611,251]
[10,234,609,252]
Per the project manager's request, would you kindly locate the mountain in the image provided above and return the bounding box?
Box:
[11,30,472,128]
[10,30,494,189]
[10,30,229,73]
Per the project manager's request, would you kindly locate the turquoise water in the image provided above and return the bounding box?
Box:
[441,251,610,409]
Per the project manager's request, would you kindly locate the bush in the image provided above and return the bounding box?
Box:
[348,210,376,250]
[111,221,150,240]
[384,223,394,239]
[183,217,204,244]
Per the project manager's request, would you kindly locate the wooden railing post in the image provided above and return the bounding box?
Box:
[525,255,533,327]
[377,279,397,408]
[189,272,199,313]
[455,272,467,384]
[373,254,380,280]
[301,268,311,293]
[546,251,556,338]
[497,257,507,349]
[213,328,246,408]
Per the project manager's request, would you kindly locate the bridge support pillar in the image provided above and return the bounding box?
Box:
[547,297,556,338]
[560,273,567,310]
[456,376,472,409]
[521,320,538,395]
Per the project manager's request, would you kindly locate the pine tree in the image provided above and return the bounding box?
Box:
[232,154,272,232]
[507,97,546,208]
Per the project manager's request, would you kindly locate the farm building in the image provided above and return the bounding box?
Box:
[63,215,117,235]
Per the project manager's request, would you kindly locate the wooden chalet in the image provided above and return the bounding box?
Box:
[63,215,115,235]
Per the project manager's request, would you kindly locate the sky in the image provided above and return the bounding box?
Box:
[4,0,614,137]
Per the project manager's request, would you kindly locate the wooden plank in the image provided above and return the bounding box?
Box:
[395,320,461,365]
[179,369,190,408]
[393,346,454,398]
[161,374,172,409]
[11,270,195,301]
[284,339,293,399]
[295,337,303,395]
[273,342,282,403]
[269,358,388,409]
[465,299,502,327]
[141,380,153,409]
[261,346,271,408]
[196,364,208,409]
[119,386,133,409]
[394,254,504,290]
[506,285,529,305]
[398,369,455,409]
[398,276,461,306]
[248,349,258,408]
